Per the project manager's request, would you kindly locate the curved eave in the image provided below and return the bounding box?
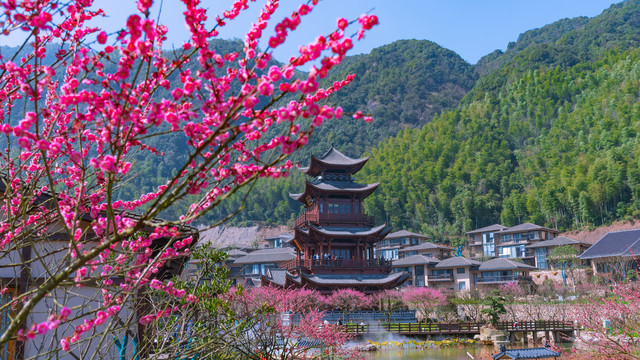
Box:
[299,272,409,289]
[299,154,369,177]
[290,181,379,204]
[308,223,391,239]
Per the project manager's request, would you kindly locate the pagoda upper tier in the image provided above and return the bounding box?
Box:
[289,180,380,206]
[298,146,369,177]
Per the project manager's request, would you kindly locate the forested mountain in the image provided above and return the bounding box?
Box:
[359,0,640,239]
[475,17,589,76]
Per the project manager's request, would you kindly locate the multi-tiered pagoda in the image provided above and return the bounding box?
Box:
[262,147,409,293]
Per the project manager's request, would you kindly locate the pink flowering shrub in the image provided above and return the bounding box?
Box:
[402,287,446,322]
[326,288,370,323]
[217,286,357,360]
[0,0,378,357]
[572,281,640,359]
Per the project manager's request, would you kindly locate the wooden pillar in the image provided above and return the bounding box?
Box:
[521,332,526,344]
[533,331,538,344]
[510,332,515,343]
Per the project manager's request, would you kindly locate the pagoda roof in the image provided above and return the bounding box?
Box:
[299,272,409,286]
[289,180,379,203]
[300,223,391,238]
[298,146,368,177]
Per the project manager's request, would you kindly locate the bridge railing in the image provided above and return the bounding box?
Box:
[341,320,575,334]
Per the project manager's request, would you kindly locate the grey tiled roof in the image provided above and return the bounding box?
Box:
[579,229,640,260]
[233,247,296,264]
[496,223,559,235]
[526,236,590,249]
[435,257,481,268]
[398,242,454,252]
[385,230,428,239]
[478,258,536,271]
[492,347,560,359]
[301,272,408,285]
[266,269,288,286]
[466,224,508,234]
[225,249,248,257]
[392,254,440,266]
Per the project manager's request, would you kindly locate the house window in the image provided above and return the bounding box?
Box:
[536,247,548,270]
[405,251,418,257]
[457,268,465,274]
[482,232,495,257]
[459,281,466,291]
[411,237,419,245]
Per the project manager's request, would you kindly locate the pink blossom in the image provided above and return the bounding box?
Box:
[97,31,107,44]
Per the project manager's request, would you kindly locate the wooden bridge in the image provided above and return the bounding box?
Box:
[342,321,576,336]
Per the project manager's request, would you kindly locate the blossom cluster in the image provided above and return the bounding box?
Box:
[0,0,378,353]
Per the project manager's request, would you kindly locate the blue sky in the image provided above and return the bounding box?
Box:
[6,0,622,64]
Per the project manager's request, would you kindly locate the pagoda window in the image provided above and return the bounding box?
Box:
[354,202,359,214]
[319,203,324,213]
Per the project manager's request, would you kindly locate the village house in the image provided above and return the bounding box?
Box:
[466,223,560,268]
[466,224,508,259]
[391,256,535,293]
[375,230,429,260]
[526,236,591,270]
[430,257,481,292]
[227,247,296,286]
[474,258,536,286]
[397,241,454,259]
[579,228,640,281]
[391,254,440,287]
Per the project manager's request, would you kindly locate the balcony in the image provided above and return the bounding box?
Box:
[294,206,375,228]
[283,258,391,273]
[476,275,532,284]
[427,274,454,282]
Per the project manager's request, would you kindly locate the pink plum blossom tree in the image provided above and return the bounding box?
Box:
[326,288,370,324]
[0,0,378,358]
[402,287,446,323]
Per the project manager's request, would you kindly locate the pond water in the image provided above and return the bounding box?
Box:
[368,347,492,360]
[368,345,571,360]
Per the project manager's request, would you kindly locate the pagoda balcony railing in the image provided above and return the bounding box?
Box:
[294,210,375,228]
[285,258,392,271]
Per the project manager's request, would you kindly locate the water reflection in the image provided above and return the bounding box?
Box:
[368,346,493,360]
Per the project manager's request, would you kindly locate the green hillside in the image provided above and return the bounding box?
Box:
[359,0,640,239]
